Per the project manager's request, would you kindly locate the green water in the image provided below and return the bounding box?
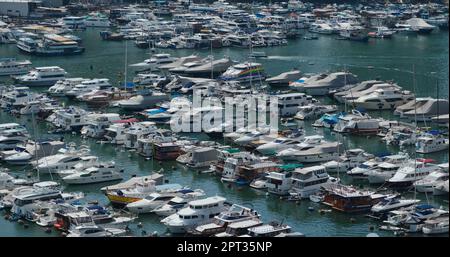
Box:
[0,28,448,237]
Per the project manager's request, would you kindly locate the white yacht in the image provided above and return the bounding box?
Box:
[118,91,170,111]
[48,78,89,96]
[362,153,409,184]
[84,15,111,27]
[61,16,86,29]
[49,106,92,132]
[433,180,449,196]
[322,148,374,173]
[292,72,358,96]
[333,111,380,135]
[14,66,67,87]
[289,165,338,198]
[129,54,178,71]
[219,62,265,83]
[124,121,157,149]
[265,171,293,195]
[275,93,317,117]
[422,216,449,235]
[161,196,228,234]
[103,122,134,145]
[256,136,303,155]
[0,129,29,150]
[388,160,443,187]
[80,113,122,139]
[415,133,449,154]
[370,195,420,213]
[294,104,337,120]
[65,78,111,98]
[0,58,32,76]
[414,170,449,193]
[153,190,206,217]
[34,146,93,174]
[353,88,414,110]
[67,225,126,237]
[2,140,65,165]
[62,165,122,185]
[125,192,180,214]
[0,86,38,109]
[133,73,166,86]
[309,22,335,34]
[276,139,341,162]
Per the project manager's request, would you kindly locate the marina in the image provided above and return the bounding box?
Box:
[0,0,449,238]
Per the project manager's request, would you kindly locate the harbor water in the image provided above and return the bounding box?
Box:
[0,28,448,237]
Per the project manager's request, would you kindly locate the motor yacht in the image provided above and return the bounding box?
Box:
[0,58,32,76]
[414,170,449,193]
[13,66,67,87]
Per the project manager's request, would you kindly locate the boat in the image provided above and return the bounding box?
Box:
[414,170,449,193]
[62,165,123,185]
[66,225,127,237]
[294,104,337,120]
[321,184,386,213]
[265,171,293,195]
[125,192,179,214]
[248,51,267,58]
[245,221,292,237]
[433,180,449,196]
[333,110,380,135]
[265,70,302,86]
[61,16,86,30]
[80,113,122,139]
[191,204,261,236]
[339,27,369,42]
[404,18,436,34]
[2,140,65,165]
[276,139,342,163]
[0,129,29,150]
[256,136,303,155]
[129,54,178,72]
[161,196,228,234]
[0,58,32,76]
[13,66,67,87]
[152,190,206,217]
[353,88,415,110]
[123,121,157,149]
[422,216,449,235]
[219,62,265,83]
[289,165,338,198]
[388,159,442,188]
[396,98,449,122]
[132,73,166,86]
[214,219,263,237]
[415,132,449,154]
[322,148,374,174]
[275,93,317,117]
[183,57,234,78]
[34,145,93,174]
[365,154,410,184]
[176,146,218,168]
[370,195,420,214]
[65,78,112,99]
[118,91,170,111]
[84,15,111,27]
[48,78,88,96]
[291,72,358,96]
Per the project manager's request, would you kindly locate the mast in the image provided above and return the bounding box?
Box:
[124,39,128,91]
[412,64,418,200]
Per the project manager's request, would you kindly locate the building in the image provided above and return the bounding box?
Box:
[0,0,41,17]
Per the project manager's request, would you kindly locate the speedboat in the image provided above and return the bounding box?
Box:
[13,66,67,87]
[219,62,265,83]
[256,136,303,155]
[62,164,123,185]
[414,170,449,193]
[388,159,442,188]
[129,53,177,71]
[294,104,337,120]
[125,192,179,214]
[371,195,420,213]
[67,225,127,237]
[152,190,206,217]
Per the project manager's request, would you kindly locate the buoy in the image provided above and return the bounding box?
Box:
[279,196,283,200]
[308,206,314,212]
[137,222,143,228]
[265,192,269,196]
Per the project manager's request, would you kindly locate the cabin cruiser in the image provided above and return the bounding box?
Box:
[384,204,448,232]
[368,26,395,38]
[396,98,449,122]
[0,86,39,109]
[333,80,384,103]
[153,190,206,217]
[125,192,182,214]
[14,66,67,87]
[219,62,265,83]
[414,170,449,193]
[161,196,228,234]
[353,88,414,110]
[388,160,443,188]
[322,148,374,173]
[34,145,93,174]
[422,216,449,235]
[294,104,337,120]
[48,78,89,96]
[433,180,449,196]
[123,121,157,149]
[289,165,338,198]
[159,54,202,71]
[265,70,302,86]
[176,146,218,168]
[168,56,213,74]
[265,171,293,196]
[275,93,317,117]
[370,195,420,214]
[103,121,136,145]
[0,58,32,76]
[256,135,303,155]
[214,219,263,237]
[404,18,436,34]
[0,129,29,150]
[291,72,358,96]
[65,78,111,98]
[48,106,92,132]
[118,91,170,111]
[1,140,65,165]
[309,22,335,34]
[276,135,342,162]
[80,113,122,139]
[84,15,111,27]
[183,57,234,78]
[192,204,261,236]
[415,132,449,154]
[62,165,123,185]
[339,26,368,42]
[132,73,167,86]
[245,221,292,237]
[67,225,127,237]
[129,53,178,71]
[333,110,380,135]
